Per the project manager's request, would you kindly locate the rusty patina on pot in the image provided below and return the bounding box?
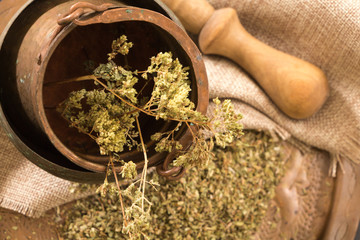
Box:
[0,0,208,182]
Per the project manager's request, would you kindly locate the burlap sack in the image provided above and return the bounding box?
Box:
[0,0,359,221]
[0,126,94,217]
[206,0,360,170]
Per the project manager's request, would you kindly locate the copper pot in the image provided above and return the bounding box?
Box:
[0,0,208,182]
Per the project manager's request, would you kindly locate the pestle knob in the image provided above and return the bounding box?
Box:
[199,8,329,119]
[160,0,214,34]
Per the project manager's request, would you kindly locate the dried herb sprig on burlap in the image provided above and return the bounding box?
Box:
[55,130,285,239]
[56,35,243,238]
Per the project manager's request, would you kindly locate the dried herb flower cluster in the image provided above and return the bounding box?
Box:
[56,131,285,239]
[57,35,243,238]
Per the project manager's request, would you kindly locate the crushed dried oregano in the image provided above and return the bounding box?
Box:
[55,130,285,239]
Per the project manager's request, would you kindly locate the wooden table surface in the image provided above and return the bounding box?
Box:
[0,207,59,239]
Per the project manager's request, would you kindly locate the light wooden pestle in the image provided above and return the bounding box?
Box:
[161,0,329,119]
[160,0,214,34]
[199,8,329,119]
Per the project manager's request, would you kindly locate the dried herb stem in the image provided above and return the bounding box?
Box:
[185,121,198,141]
[44,75,97,87]
[68,120,97,141]
[109,157,129,233]
[85,75,144,115]
[136,116,148,211]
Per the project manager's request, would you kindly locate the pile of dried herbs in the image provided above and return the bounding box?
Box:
[55,130,285,239]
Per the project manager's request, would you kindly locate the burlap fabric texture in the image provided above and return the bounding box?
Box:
[0,0,359,218]
[206,0,360,171]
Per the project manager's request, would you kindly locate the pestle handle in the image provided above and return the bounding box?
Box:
[199,8,329,119]
[160,0,214,34]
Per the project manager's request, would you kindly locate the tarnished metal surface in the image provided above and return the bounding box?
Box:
[57,2,124,25]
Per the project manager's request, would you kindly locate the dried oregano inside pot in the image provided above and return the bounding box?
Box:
[57,35,243,239]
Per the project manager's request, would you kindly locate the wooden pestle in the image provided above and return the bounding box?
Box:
[199,8,329,119]
[161,0,329,119]
[160,0,214,34]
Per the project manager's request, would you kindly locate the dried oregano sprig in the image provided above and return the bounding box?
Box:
[58,35,243,238]
[108,35,134,60]
[59,35,243,166]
